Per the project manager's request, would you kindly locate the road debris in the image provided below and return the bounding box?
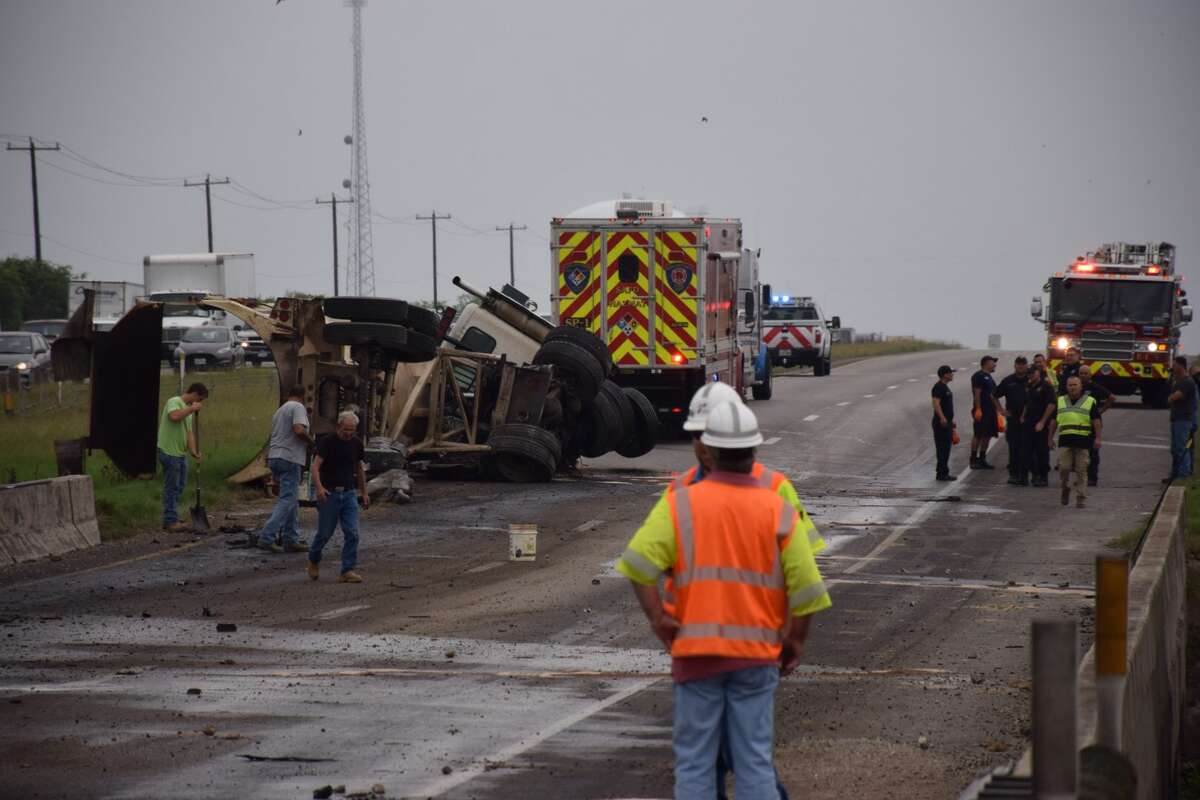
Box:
[216,623,238,632]
[186,688,201,696]
[238,754,336,763]
[313,786,333,800]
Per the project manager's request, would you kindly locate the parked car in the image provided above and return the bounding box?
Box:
[236,329,273,366]
[173,326,244,370]
[21,319,69,343]
[0,331,53,387]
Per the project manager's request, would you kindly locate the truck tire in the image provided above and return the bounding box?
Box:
[543,325,612,377]
[752,366,773,400]
[578,387,624,457]
[823,357,833,375]
[322,321,438,362]
[813,358,827,377]
[322,297,439,337]
[616,387,659,458]
[598,380,635,437]
[489,423,561,483]
[533,339,603,402]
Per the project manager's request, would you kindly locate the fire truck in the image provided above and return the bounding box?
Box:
[761,294,840,375]
[1031,242,1192,406]
[550,199,772,421]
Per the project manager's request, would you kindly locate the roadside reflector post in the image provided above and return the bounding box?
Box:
[1095,555,1129,752]
[1032,619,1078,799]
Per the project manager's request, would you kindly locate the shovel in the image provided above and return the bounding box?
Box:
[190,411,211,531]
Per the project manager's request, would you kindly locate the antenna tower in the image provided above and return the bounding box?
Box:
[346,0,375,296]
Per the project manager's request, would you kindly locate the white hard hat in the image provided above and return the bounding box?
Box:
[683,381,743,432]
[701,400,764,449]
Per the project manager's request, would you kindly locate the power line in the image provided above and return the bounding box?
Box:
[415,210,451,307]
[5,137,61,262]
[183,174,231,253]
[495,223,527,286]
[0,226,139,268]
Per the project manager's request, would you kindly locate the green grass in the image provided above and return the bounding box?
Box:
[0,368,279,539]
[1181,476,1200,798]
[831,339,963,362]
[1105,525,1147,552]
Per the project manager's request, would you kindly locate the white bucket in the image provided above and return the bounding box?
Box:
[509,523,537,561]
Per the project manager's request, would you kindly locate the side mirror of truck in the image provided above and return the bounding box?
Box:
[829,316,841,330]
[1030,297,1043,320]
[1183,306,1194,324]
[744,291,755,320]
[761,284,772,309]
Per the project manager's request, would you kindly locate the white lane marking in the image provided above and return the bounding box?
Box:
[410,677,662,797]
[803,414,820,422]
[843,438,998,575]
[314,604,371,621]
[593,557,623,579]
[573,519,606,532]
[907,378,918,383]
[836,401,851,407]
[862,394,875,399]
[464,562,504,574]
[1102,441,1170,451]
[763,436,782,445]
[886,385,899,390]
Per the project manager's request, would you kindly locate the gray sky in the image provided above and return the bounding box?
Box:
[2,0,1198,350]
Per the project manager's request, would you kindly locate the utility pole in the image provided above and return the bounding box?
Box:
[316,195,353,296]
[5,137,61,262]
[495,222,528,287]
[416,211,451,306]
[183,174,230,253]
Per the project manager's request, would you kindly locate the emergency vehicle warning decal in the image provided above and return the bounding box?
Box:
[765,325,818,350]
[557,231,601,335]
[653,230,698,366]
[1048,359,1171,380]
[605,231,651,365]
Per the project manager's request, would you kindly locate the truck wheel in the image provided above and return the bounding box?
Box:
[489,423,561,483]
[616,388,659,458]
[578,388,624,457]
[543,325,612,377]
[533,339,603,401]
[598,380,634,437]
[322,321,438,362]
[752,366,773,400]
[322,297,439,337]
[812,359,826,377]
[823,357,833,375]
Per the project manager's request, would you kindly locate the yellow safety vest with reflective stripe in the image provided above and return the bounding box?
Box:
[1055,394,1096,441]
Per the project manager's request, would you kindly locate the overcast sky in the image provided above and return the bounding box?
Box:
[2,0,1198,350]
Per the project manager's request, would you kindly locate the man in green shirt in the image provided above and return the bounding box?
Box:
[157,382,208,531]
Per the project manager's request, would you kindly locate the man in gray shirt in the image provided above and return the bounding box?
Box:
[257,386,312,552]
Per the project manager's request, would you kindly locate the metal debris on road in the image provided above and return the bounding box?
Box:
[237,754,336,763]
[216,623,237,632]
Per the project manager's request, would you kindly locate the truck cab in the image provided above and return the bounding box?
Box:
[762,295,839,375]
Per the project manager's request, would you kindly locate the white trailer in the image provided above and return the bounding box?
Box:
[142,252,256,300]
[68,280,144,321]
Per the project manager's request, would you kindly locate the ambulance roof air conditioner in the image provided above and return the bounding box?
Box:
[614,199,673,219]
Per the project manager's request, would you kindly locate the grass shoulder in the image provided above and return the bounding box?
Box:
[831,339,963,363]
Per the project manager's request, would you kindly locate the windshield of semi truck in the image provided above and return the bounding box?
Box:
[161,304,211,318]
[1110,283,1173,325]
[763,306,819,321]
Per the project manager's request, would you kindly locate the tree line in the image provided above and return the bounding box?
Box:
[0,257,74,331]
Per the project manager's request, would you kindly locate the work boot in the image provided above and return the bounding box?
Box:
[256,540,283,554]
[936,474,956,482]
[163,521,190,533]
[1087,478,1098,487]
[1076,498,1086,509]
[1061,485,1070,506]
[306,561,319,581]
[976,459,995,470]
[338,571,363,584]
[283,541,308,553]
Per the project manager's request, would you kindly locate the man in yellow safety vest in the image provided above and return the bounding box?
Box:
[1049,376,1102,508]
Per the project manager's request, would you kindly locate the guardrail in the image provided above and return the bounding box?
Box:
[0,475,101,565]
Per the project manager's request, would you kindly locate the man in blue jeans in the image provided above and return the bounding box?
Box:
[257,386,312,553]
[156,382,208,531]
[307,411,369,583]
[1166,357,1196,483]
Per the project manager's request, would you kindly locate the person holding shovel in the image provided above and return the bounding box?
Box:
[157,382,208,532]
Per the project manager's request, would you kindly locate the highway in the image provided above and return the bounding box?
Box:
[0,350,1173,799]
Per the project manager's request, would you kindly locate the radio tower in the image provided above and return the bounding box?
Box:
[346,0,375,296]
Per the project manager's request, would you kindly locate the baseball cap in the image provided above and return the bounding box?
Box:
[937,365,955,377]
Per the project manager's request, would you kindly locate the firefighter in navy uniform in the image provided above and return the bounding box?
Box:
[1077,365,1113,486]
[1021,365,1057,487]
[1056,347,1082,395]
[994,356,1030,486]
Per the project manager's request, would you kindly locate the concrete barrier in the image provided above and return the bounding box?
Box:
[1076,485,1187,799]
[0,475,101,565]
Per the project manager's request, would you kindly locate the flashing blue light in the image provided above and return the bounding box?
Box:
[781,295,791,302]
[771,295,781,302]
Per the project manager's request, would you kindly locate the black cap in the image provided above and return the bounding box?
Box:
[937,365,955,377]
[981,355,998,364]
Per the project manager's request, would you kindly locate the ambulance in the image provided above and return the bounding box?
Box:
[550,199,771,422]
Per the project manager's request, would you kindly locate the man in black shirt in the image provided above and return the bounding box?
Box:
[307,410,370,583]
[930,365,956,481]
[1021,366,1057,487]
[1167,357,1197,482]
[1077,365,1114,486]
[994,356,1029,485]
[1056,347,1082,395]
[970,356,999,469]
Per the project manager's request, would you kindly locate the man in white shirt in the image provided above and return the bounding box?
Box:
[256,386,312,553]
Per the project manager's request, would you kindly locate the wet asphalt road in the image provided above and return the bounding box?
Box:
[0,350,1174,799]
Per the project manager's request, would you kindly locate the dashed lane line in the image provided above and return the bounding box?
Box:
[836,401,851,406]
[314,604,371,621]
[862,394,876,398]
[763,436,782,445]
[886,385,899,390]
[803,414,820,422]
[1102,441,1170,451]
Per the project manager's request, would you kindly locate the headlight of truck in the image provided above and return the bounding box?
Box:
[240,341,249,349]
[1054,337,1071,350]
[15,362,29,371]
